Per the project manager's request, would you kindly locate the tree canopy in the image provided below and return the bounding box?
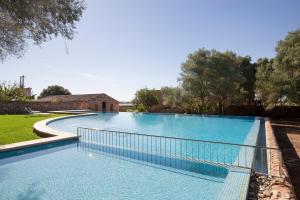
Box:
[38,85,71,99]
[0,82,28,101]
[240,56,256,107]
[255,58,275,108]
[0,0,85,61]
[255,29,300,109]
[274,29,300,104]
[180,49,247,113]
[160,86,194,113]
[132,88,159,112]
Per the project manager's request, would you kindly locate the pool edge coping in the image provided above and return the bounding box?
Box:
[0,113,97,152]
[217,117,262,200]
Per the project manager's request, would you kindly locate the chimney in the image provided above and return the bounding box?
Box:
[20,75,25,88]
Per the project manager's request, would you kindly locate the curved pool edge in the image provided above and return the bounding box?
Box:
[0,113,97,153]
[34,112,98,136]
[33,113,96,137]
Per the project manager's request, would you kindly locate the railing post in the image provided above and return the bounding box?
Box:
[238,145,240,167]
[230,144,232,165]
[216,144,218,163]
[210,143,212,161]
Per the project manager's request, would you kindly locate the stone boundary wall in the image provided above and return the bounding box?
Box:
[149,105,300,118]
[0,100,119,114]
[225,105,300,118]
[264,118,296,199]
[265,119,284,177]
[248,120,296,200]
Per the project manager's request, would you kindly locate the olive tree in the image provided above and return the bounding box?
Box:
[255,29,300,109]
[132,88,159,112]
[180,49,246,113]
[0,0,85,61]
[160,86,195,113]
[38,85,71,98]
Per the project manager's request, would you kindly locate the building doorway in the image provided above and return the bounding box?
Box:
[110,104,114,112]
[102,102,106,112]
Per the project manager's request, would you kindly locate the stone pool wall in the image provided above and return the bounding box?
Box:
[248,119,296,200]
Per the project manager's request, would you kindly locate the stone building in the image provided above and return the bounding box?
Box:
[36,93,119,112]
[22,87,32,97]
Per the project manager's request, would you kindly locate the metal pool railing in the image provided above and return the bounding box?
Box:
[77,127,283,177]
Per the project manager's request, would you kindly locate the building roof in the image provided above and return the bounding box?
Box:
[35,93,119,103]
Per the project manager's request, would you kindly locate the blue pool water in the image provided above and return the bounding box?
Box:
[49,112,255,144]
[0,113,260,200]
[0,141,228,200]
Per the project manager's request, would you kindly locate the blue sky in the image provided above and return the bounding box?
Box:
[1,0,300,101]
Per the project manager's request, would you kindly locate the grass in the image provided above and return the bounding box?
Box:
[0,114,67,145]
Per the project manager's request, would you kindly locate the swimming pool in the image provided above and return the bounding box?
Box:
[49,112,256,144]
[0,113,261,199]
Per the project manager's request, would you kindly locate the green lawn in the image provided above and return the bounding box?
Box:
[0,114,67,145]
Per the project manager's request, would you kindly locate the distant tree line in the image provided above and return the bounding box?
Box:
[0,83,71,101]
[38,85,71,99]
[133,29,300,113]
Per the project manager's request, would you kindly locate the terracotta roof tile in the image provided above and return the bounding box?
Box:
[35,93,118,102]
